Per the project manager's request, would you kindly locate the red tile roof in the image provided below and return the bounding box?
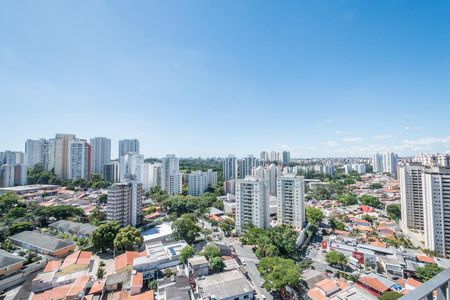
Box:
[131,272,143,289]
[89,279,105,295]
[417,255,435,264]
[358,276,389,293]
[66,275,90,298]
[32,284,72,300]
[406,277,423,288]
[43,260,62,273]
[115,251,143,272]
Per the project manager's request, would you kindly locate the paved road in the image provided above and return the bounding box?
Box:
[226,238,273,300]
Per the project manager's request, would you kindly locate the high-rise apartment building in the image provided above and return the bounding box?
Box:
[14,164,27,186]
[90,137,111,177]
[269,151,279,162]
[422,166,450,258]
[25,139,47,167]
[415,153,450,167]
[372,153,384,173]
[238,155,257,179]
[282,151,291,165]
[384,152,399,178]
[223,155,238,181]
[399,163,425,232]
[119,152,144,183]
[54,134,76,179]
[104,161,120,183]
[141,163,161,191]
[161,154,182,195]
[0,164,15,187]
[69,139,91,180]
[235,176,269,235]
[107,180,143,226]
[1,151,24,165]
[118,139,140,156]
[260,151,269,162]
[277,174,305,230]
[187,169,218,196]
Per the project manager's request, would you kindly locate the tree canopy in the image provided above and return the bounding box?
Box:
[179,245,195,264]
[209,257,225,272]
[92,222,121,251]
[386,204,401,220]
[325,251,348,268]
[359,195,383,209]
[202,243,220,260]
[258,256,300,291]
[416,264,444,282]
[379,292,402,300]
[114,225,143,251]
[172,214,201,244]
[306,207,324,225]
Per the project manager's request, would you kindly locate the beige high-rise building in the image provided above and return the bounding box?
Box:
[53,134,76,179]
[277,174,305,230]
[399,163,425,232]
[423,166,450,258]
[235,176,269,235]
[107,180,143,227]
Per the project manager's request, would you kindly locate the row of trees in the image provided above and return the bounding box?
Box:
[27,164,112,190]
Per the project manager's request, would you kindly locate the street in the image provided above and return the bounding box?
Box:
[226,238,274,300]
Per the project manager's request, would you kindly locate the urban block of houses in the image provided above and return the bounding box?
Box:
[9,231,76,257]
[32,250,94,293]
[357,273,401,298]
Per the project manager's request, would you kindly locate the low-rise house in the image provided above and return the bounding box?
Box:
[379,255,404,277]
[9,231,76,257]
[49,220,96,239]
[157,275,191,300]
[115,251,146,273]
[141,222,173,244]
[357,274,400,298]
[0,249,26,276]
[307,278,349,300]
[187,256,208,277]
[133,240,188,279]
[195,269,254,300]
[32,274,90,300]
[104,270,154,300]
[32,250,94,293]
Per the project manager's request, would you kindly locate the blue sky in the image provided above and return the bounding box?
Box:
[1,1,450,158]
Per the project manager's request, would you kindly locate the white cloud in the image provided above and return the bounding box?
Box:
[335,130,350,135]
[373,135,393,140]
[404,126,421,131]
[342,137,362,142]
[324,141,339,147]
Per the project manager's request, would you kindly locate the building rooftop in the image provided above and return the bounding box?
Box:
[188,256,208,266]
[141,222,173,243]
[49,220,96,236]
[0,249,25,269]
[9,231,75,253]
[197,269,253,299]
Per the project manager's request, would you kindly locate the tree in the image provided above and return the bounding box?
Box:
[179,245,195,264]
[0,193,19,217]
[416,264,444,282]
[386,204,401,220]
[36,205,85,224]
[172,214,201,244]
[5,207,27,219]
[258,256,300,291]
[202,243,220,260]
[325,251,348,268]
[379,292,402,300]
[306,207,324,225]
[92,222,121,251]
[10,221,33,235]
[148,279,158,290]
[209,257,225,272]
[97,267,105,279]
[329,218,345,232]
[337,193,358,206]
[370,183,383,190]
[359,195,383,209]
[0,239,16,252]
[114,225,143,251]
[219,218,234,236]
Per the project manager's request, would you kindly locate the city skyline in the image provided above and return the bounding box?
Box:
[1,1,450,157]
